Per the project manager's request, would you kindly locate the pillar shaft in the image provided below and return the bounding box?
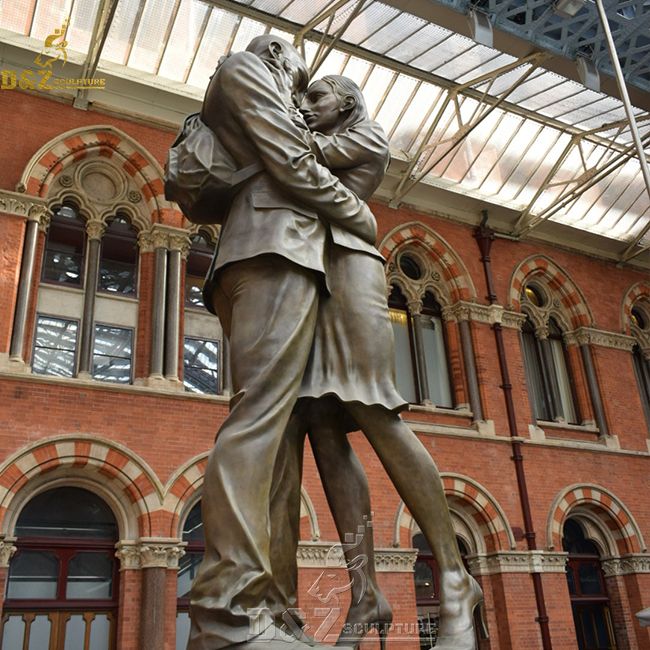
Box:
[150,247,168,378]
[164,249,181,379]
[140,567,167,650]
[580,343,609,436]
[458,319,483,420]
[78,237,101,375]
[410,310,431,404]
[10,218,40,360]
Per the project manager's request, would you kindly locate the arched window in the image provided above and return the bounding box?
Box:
[176,502,204,650]
[98,215,138,295]
[630,304,650,429]
[412,533,482,649]
[389,284,418,404]
[2,487,119,650]
[41,204,86,287]
[185,234,213,309]
[521,285,579,424]
[562,519,617,650]
[421,292,452,408]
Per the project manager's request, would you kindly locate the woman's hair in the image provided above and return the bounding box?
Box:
[318,75,369,130]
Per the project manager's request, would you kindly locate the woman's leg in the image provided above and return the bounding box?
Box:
[345,403,481,647]
[307,398,391,641]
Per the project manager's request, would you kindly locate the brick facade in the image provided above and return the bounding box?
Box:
[0,88,649,650]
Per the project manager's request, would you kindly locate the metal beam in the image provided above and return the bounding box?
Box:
[73,0,119,109]
[389,52,549,207]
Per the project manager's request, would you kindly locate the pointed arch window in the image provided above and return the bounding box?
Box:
[630,305,650,429]
[185,233,214,310]
[388,284,418,404]
[98,215,138,295]
[2,487,119,650]
[41,204,86,287]
[562,519,617,650]
[421,292,452,408]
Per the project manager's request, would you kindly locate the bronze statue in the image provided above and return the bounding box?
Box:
[187,36,377,650]
[269,76,484,650]
[182,33,483,650]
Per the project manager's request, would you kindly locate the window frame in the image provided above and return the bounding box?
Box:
[182,336,220,395]
[31,313,80,378]
[91,322,135,385]
[97,214,140,298]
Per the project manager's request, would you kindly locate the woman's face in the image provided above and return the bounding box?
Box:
[300,80,345,134]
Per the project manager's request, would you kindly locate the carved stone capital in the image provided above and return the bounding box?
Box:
[467,551,568,575]
[139,538,187,569]
[295,542,417,572]
[442,301,526,329]
[115,541,141,570]
[85,219,106,241]
[501,309,527,330]
[0,537,17,567]
[536,325,549,341]
[168,232,192,259]
[567,327,637,352]
[138,231,155,253]
[601,554,650,577]
[0,189,49,225]
[407,300,423,316]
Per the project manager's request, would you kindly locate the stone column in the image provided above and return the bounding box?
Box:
[165,233,190,384]
[457,316,484,421]
[149,229,169,380]
[407,299,431,404]
[139,539,186,650]
[9,210,49,363]
[78,219,105,377]
[0,537,17,618]
[536,326,563,420]
[576,331,609,436]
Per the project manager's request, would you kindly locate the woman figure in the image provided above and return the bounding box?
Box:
[271,76,483,650]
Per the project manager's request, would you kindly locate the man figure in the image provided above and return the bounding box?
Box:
[188,36,376,650]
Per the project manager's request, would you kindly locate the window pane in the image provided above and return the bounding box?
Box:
[182,502,205,543]
[578,562,603,595]
[42,205,85,286]
[185,234,214,308]
[1,615,26,649]
[92,325,133,383]
[89,614,111,650]
[15,487,118,539]
[98,216,138,295]
[7,551,59,599]
[32,316,78,377]
[28,615,51,650]
[414,560,436,601]
[176,612,191,650]
[177,552,203,598]
[66,552,113,599]
[550,338,577,423]
[183,338,218,394]
[64,615,86,650]
[389,309,417,403]
[521,326,551,420]
[422,315,453,407]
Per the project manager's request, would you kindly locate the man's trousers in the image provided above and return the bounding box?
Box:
[188,255,319,650]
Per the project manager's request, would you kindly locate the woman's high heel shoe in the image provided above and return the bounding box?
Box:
[434,575,485,650]
[336,594,393,650]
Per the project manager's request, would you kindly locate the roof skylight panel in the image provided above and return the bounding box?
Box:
[102,0,144,65]
[127,0,178,73]
[360,13,426,54]
[1,0,37,34]
[384,22,452,64]
[375,74,419,135]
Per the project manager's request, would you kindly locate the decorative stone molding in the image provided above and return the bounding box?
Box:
[138,230,155,253]
[467,551,568,575]
[85,219,106,241]
[115,539,186,570]
[0,189,48,223]
[128,190,142,203]
[0,537,17,567]
[601,555,650,577]
[406,300,423,315]
[296,542,417,572]
[140,538,187,569]
[442,301,526,329]
[564,327,636,352]
[169,232,192,260]
[115,541,142,570]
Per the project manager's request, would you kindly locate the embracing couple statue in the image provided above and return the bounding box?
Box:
[170,35,483,650]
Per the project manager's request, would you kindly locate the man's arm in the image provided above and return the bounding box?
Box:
[216,53,376,245]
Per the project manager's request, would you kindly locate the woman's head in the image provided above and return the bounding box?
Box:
[301,75,368,134]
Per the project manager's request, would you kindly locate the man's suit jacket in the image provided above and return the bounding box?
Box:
[200,51,376,314]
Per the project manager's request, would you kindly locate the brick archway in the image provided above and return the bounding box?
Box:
[509,254,593,328]
[379,222,476,303]
[393,474,515,553]
[19,125,181,225]
[547,484,646,555]
[0,435,162,538]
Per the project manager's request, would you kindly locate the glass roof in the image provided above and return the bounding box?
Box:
[1,0,649,252]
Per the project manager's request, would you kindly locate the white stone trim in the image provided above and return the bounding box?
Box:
[296,542,417,572]
[467,551,568,575]
[601,555,650,577]
[115,538,187,570]
[564,327,636,351]
[0,189,48,222]
[0,536,17,568]
[442,301,526,329]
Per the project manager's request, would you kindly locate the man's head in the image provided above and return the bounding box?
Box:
[246,35,309,100]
